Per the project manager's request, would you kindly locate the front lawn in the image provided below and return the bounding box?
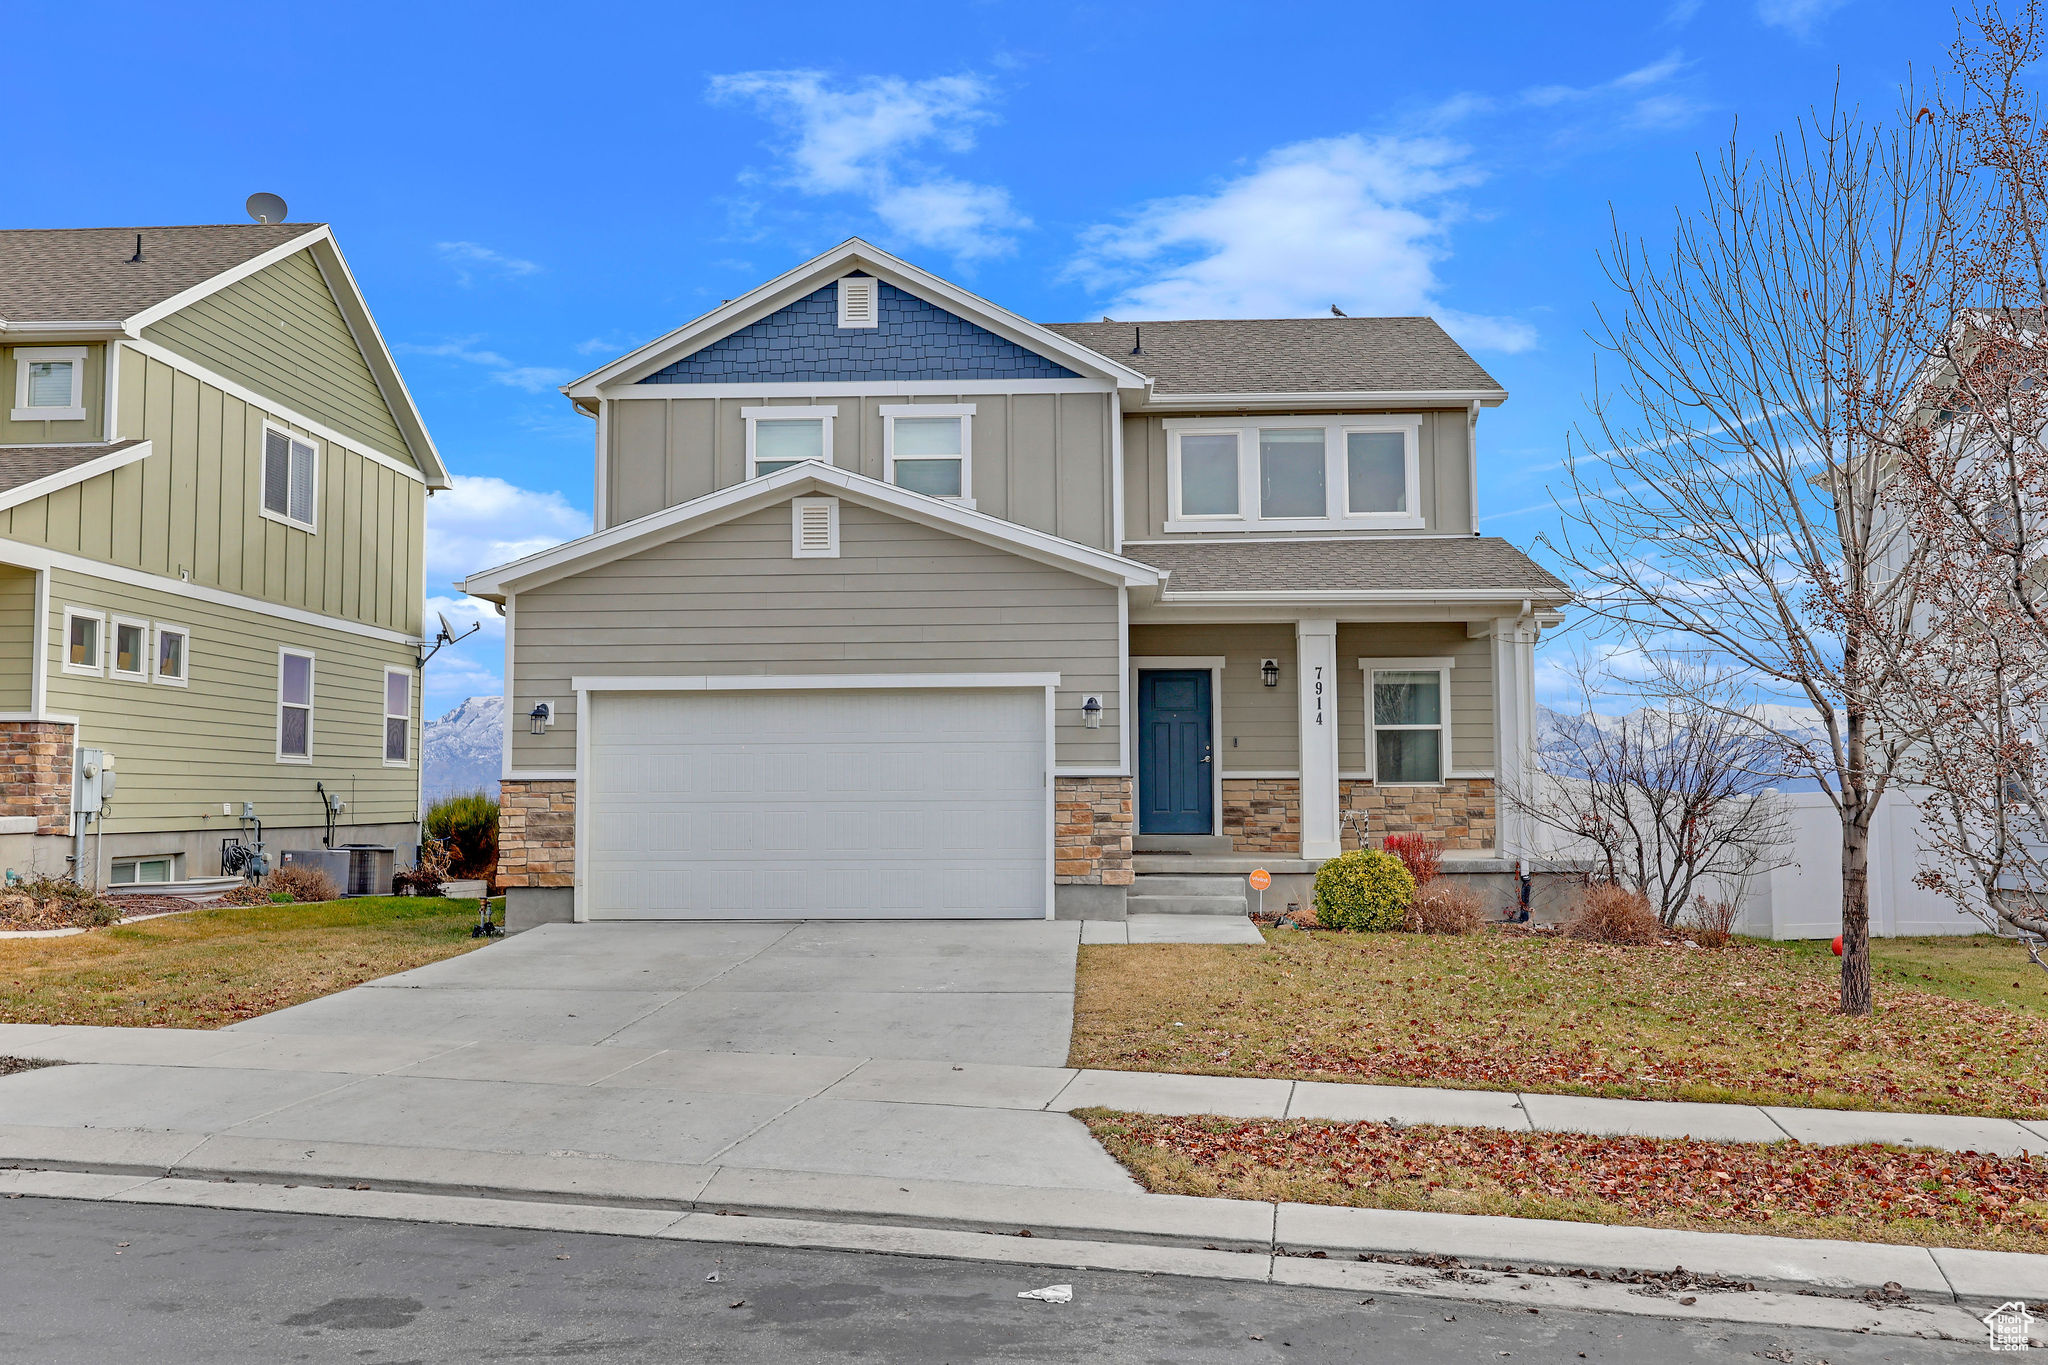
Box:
[0,896,494,1029]
[1082,1109,2048,1256]
[1070,929,2048,1118]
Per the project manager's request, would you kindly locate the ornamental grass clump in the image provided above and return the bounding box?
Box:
[1311,848,1416,932]
[1564,883,1660,946]
[1404,879,1485,935]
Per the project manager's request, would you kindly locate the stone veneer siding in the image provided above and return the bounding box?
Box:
[1341,778,1496,852]
[1055,775,1133,885]
[1222,778,1301,853]
[497,779,575,889]
[0,721,74,835]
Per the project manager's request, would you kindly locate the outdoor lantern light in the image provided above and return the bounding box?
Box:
[528,701,552,735]
[1081,695,1103,729]
[1261,659,1280,688]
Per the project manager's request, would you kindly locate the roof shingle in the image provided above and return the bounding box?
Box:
[1043,317,1503,397]
[1130,537,1568,598]
[0,224,321,324]
[0,441,143,495]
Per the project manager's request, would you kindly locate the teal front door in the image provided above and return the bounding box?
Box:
[1138,670,1213,834]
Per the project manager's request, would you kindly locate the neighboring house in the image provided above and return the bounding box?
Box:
[464,238,1567,926]
[0,223,450,889]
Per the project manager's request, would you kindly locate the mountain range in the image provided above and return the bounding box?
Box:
[423,695,503,803]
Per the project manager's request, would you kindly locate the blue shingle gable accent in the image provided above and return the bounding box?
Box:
[636,280,1080,384]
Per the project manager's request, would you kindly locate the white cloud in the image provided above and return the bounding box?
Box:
[398,338,575,394]
[1520,52,1703,132]
[1072,134,1536,353]
[1756,0,1847,36]
[436,241,542,286]
[707,69,1028,261]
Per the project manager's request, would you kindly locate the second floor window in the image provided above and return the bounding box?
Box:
[262,426,319,530]
[1165,417,1423,532]
[744,406,837,478]
[883,405,974,503]
[11,346,87,422]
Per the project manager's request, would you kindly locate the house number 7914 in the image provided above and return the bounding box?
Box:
[1314,666,1324,725]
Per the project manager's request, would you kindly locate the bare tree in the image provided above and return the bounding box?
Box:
[1548,92,1967,1013]
[1511,662,1792,927]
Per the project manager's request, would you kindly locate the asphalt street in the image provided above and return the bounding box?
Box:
[0,1197,1985,1363]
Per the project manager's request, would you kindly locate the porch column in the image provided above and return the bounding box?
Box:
[1296,618,1341,859]
[1490,613,1539,861]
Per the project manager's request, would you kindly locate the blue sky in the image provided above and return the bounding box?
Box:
[9,0,1957,716]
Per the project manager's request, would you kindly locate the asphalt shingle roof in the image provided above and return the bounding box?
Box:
[0,224,321,323]
[0,441,142,495]
[1130,536,1568,598]
[1043,317,1503,397]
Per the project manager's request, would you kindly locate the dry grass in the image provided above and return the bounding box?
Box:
[1082,1109,2048,1256]
[1562,884,1660,946]
[1071,929,2048,1118]
[0,896,492,1029]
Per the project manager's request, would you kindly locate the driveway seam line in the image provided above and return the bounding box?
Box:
[1758,1107,1800,1142]
[209,1075,376,1134]
[590,924,806,1046]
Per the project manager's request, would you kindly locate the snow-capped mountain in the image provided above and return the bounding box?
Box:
[423,695,503,803]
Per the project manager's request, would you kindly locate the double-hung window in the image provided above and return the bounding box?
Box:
[62,607,104,676]
[261,424,319,530]
[1361,657,1452,785]
[882,405,973,502]
[277,648,314,762]
[743,406,836,478]
[11,346,87,422]
[383,667,412,765]
[1165,417,1423,531]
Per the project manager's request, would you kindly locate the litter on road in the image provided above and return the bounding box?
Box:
[1018,1285,1073,1303]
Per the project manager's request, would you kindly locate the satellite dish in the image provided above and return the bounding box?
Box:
[436,610,455,640]
[246,192,288,225]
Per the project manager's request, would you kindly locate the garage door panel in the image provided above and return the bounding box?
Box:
[582,688,1048,919]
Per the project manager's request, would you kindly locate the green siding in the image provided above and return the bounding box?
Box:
[0,351,424,636]
[141,250,413,461]
[41,567,419,835]
[1335,621,1495,774]
[0,566,32,711]
[1,342,105,444]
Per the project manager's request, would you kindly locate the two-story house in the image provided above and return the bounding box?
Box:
[0,223,449,888]
[465,239,1566,926]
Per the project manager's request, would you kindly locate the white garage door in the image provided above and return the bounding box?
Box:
[581,687,1049,919]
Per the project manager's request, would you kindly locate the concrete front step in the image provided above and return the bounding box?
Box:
[1125,894,1250,917]
[1132,834,1236,854]
[1129,874,1250,897]
[1132,855,1321,876]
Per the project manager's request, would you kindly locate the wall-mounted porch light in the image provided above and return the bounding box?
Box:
[1081,695,1103,729]
[528,701,553,735]
[1261,658,1280,688]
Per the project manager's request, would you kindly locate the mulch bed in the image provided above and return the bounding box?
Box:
[0,893,203,933]
[1082,1109,2048,1255]
[0,1057,64,1077]
[105,895,208,921]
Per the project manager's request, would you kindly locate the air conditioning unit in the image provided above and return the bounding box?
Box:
[339,844,396,896]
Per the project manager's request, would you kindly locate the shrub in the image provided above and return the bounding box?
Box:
[425,791,499,879]
[1685,895,1741,948]
[1405,879,1485,934]
[0,875,123,931]
[262,863,340,904]
[1311,849,1417,932]
[1563,883,1660,946]
[393,836,451,898]
[1382,833,1444,887]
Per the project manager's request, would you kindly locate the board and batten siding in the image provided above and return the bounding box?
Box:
[603,391,1117,551]
[1129,623,1299,773]
[1,342,105,445]
[40,567,419,834]
[0,565,33,711]
[512,499,1122,770]
[1121,407,1475,541]
[1336,622,1494,775]
[0,351,423,636]
[140,250,413,461]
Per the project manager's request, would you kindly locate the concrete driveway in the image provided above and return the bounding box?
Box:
[229,921,1082,1066]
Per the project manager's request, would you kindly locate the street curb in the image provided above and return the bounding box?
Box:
[0,1167,2005,1347]
[4,1123,2044,1310]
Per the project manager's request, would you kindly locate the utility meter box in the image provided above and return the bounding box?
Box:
[73,748,116,815]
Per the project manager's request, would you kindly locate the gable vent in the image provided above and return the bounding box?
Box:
[837,276,878,329]
[792,496,840,558]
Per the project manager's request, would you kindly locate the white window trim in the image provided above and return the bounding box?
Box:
[110,855,177,886]
[382,665,413,767]
[276,646,315,764]
[109,615,150,682]
[791,496,841,558]
[1163,415,1426,533]
[880,403,975,507]
[259,421,320,533]
[61,607,105,677]
[742,405,836,480]
[1358,656,1454,787]
[151,622,191,687]
[836,275,879,329]
[12,346,87,423]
